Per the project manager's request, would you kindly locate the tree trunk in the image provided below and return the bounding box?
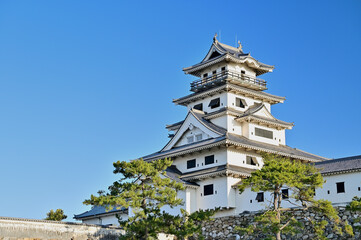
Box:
[274,187,282,240]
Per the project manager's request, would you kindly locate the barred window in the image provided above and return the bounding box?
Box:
[195,134,203,141]
[255,127,273,139]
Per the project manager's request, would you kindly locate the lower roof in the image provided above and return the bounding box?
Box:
[315,155,361,175]
[74,206,126,220]
[141,133,327,163]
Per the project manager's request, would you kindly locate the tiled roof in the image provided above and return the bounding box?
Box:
[183,38,274,77]
[226,133,327,162]
[191,109,227,135]
[142,136,227,161]
[142,110,326,163]
[235,103,294,129]
[315,155,361,175]
[74,206,126,219]
[181,164,253,181]
[173,83,285,106]
[165,165,199,187]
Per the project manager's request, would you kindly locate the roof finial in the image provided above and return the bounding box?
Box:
[213,33,218,43]
[237,40,243,51]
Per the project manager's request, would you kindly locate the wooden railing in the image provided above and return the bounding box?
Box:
[190,70,267,90]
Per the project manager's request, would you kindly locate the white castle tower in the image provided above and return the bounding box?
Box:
[141,35,327,216]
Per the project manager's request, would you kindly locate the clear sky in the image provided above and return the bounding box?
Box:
[0,0,360,221]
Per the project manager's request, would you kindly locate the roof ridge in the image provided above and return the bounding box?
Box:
[315,155,361,165]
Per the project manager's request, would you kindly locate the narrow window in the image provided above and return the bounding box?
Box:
[246,156,257,166]
[256,192,264,202]
[187,136,194,144]
[282,189,289,199]
[208,98,220,109]
[204,184,214,196]
[327,190,330,194]
[358,187,360,191]
[236,98,247,108]
[205,155,214,165]
[195,134,202,141]
[193,103,203,111]
[187,159,196,169]
[336,182,345,193]
[255,127,273,139]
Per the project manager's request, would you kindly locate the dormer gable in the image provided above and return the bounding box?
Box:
[161,109,225,152]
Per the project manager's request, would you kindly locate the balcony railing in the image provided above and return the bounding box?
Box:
[190,70,267,92]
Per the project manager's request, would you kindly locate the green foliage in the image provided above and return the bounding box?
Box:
[346,196,361,230]
[236,153,353,240]
[45,209,67,221]
[84,158,215,239]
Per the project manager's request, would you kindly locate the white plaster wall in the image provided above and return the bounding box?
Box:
[210,115,228,129]
[248,123,285,145]
[186,92,228,114]
[173,149,227,173]
[315,172,361,205]
[196,177,228,210]
[227,148,263,169]
[82,213,127,226]
[228,62,257,77]
[236,187,299,213]
[174,127,210,147]
[227,115,242,135]
[199,64,228,80]
[227,92,268,112]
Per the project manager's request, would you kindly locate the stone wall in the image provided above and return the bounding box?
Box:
[0,217,124,240]
[201,207,361,240]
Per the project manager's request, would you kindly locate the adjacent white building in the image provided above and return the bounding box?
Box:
[75,36,361,224]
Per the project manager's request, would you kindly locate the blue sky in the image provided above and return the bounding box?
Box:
[0,0,360,221]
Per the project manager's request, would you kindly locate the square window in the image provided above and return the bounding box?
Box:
[204,184,213,196]
[205,155,214,165]
[195,134,202,141]
[187,159,196,169]
[203,73,208,78]
[241,70,245,74]
[194,103,203,111]
[282,189,289,199]
[236,98,247,108]
[208,98,220,109]
[256,192,264,202]
[212,70,217,75]
[336,182,345,193]
[246,156,257,166]
[187,136,194,144]
[221,67,226,71]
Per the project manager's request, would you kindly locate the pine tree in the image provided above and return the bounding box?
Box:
[45,209,67,221]
[236,154,353,240]
[84,158,215,240]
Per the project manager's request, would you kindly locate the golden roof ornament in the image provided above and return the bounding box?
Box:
[213,33,218,43]
[237,40,243,51]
